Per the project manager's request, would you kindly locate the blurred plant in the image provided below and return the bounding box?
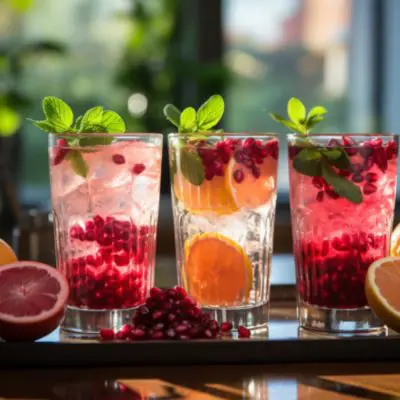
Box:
[115,0,230,132]
[0,42,66,137]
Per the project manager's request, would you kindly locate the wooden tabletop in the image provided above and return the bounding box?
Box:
[1,363,400,399]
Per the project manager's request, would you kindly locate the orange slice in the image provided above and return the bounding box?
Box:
[226,157,277,209]
[390,223,400,256]
[173,171,238,215]
[0,239,17,266]
[184,233,252,306]
[365,256,400,332]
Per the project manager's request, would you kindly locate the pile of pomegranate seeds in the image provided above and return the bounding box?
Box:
[99,286,251,341]
[67,215,156,309]
[298,233,387,308]
[196,137,278,182]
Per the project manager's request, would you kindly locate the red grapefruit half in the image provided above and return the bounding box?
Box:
[0,261,69,342]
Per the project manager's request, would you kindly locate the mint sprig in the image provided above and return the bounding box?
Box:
[163,94,225,186]
[270,97,363,204]
[28,96,126,178]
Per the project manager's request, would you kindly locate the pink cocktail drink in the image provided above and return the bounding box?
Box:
[289,134,398,334]
[49,134,162,335]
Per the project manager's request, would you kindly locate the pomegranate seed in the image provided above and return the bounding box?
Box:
[53,138,69,165]
[175,286,187,299]
[166,288,177,299]
[150,331,165,340]
[220,322,233,333]
[214,161,224,176]
[312,176,325,189]
[114,252,130,266]
[316,191,324,202]
[351,174,364,183]
[328,139,341,148]
[166,328,177,339]
[150,287,164,299]
[351,163,363,174]
[251,165,261,179]
[129,329,146,340]
[132,163,146,175]
[112,154,125,164]
[205,168,215,181]
[238,326,251,338]
[121,324,133,334]
[115,330,128,340]
[99,328,114,341]
[363,182,377,195]
[70,225,84,240]
[288,146,301,160]
[365,172,378,183]
[325,189,340,199]
[360,143,373,158]
[85,230,96,241]
[233,169,244,183]
[342,136,357,155]
[243,137,255,150]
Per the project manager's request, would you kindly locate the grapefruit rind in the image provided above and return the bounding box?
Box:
[183,233,253,306]
[365,256,400,333]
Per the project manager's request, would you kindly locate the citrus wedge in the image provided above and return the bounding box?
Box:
[173,171,238,215]
[184,233,252,306]
[226,157,277,209]
[365,256,400,332]
[0,239,17,266]
[390,223,400,256]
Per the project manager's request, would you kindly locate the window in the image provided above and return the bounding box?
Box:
[223,0,355,196]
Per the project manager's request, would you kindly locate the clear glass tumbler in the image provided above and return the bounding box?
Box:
[169,133,279,331]
[288,133,398,335]
[49,133,163,336]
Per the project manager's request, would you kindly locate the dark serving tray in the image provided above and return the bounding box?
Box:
[1,304,400,369]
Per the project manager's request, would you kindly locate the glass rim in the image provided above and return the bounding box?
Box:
[288,132,396,138]
[49,132,163,139]
[168,132,279,138]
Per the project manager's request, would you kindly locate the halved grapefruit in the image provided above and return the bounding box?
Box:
[365,256,400,333]
[0,261,69,342]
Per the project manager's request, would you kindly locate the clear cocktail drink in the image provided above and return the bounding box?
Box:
[49,133,162,335]
[169,133,279,331]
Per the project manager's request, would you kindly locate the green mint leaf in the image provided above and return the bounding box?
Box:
[180,107,197,133]
[197,94,224,130]
[80,106,104,131]
[179,148,204,186]
[307,106,327,120]
[322,161,362,204]
[42,96,73,130]
[321,147,351,170]
[28,119,57,133]
[321,148,342,161]
[79,135,114,147]
[287,97,306,123]
[74,116,83,130]
[306,115,324,130]
[67,150,88,178]
[293,148,323,176]
[163,104,181,128]
[269,113,307,134]
[101,110,125,133]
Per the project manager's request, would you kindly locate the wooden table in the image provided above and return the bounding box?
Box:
[0,363,400,399]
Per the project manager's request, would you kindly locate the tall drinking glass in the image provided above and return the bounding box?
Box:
[288,133,398,334]
[169,133,279,331]
[49,133,163,336]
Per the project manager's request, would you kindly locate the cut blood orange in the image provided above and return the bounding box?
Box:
[226,156,277,209]
[365,257,400,332]
[0,239,17,266]
[0,261,69,342]
[184,233,252,306]
[173,171,238,215]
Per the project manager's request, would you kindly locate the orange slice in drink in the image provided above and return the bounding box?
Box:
[365,256,400,332]
[173,171,238,215]
[226,157,277,209]
[390,223,400,256]
[0,239,17,266]
[184,233,252,306]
